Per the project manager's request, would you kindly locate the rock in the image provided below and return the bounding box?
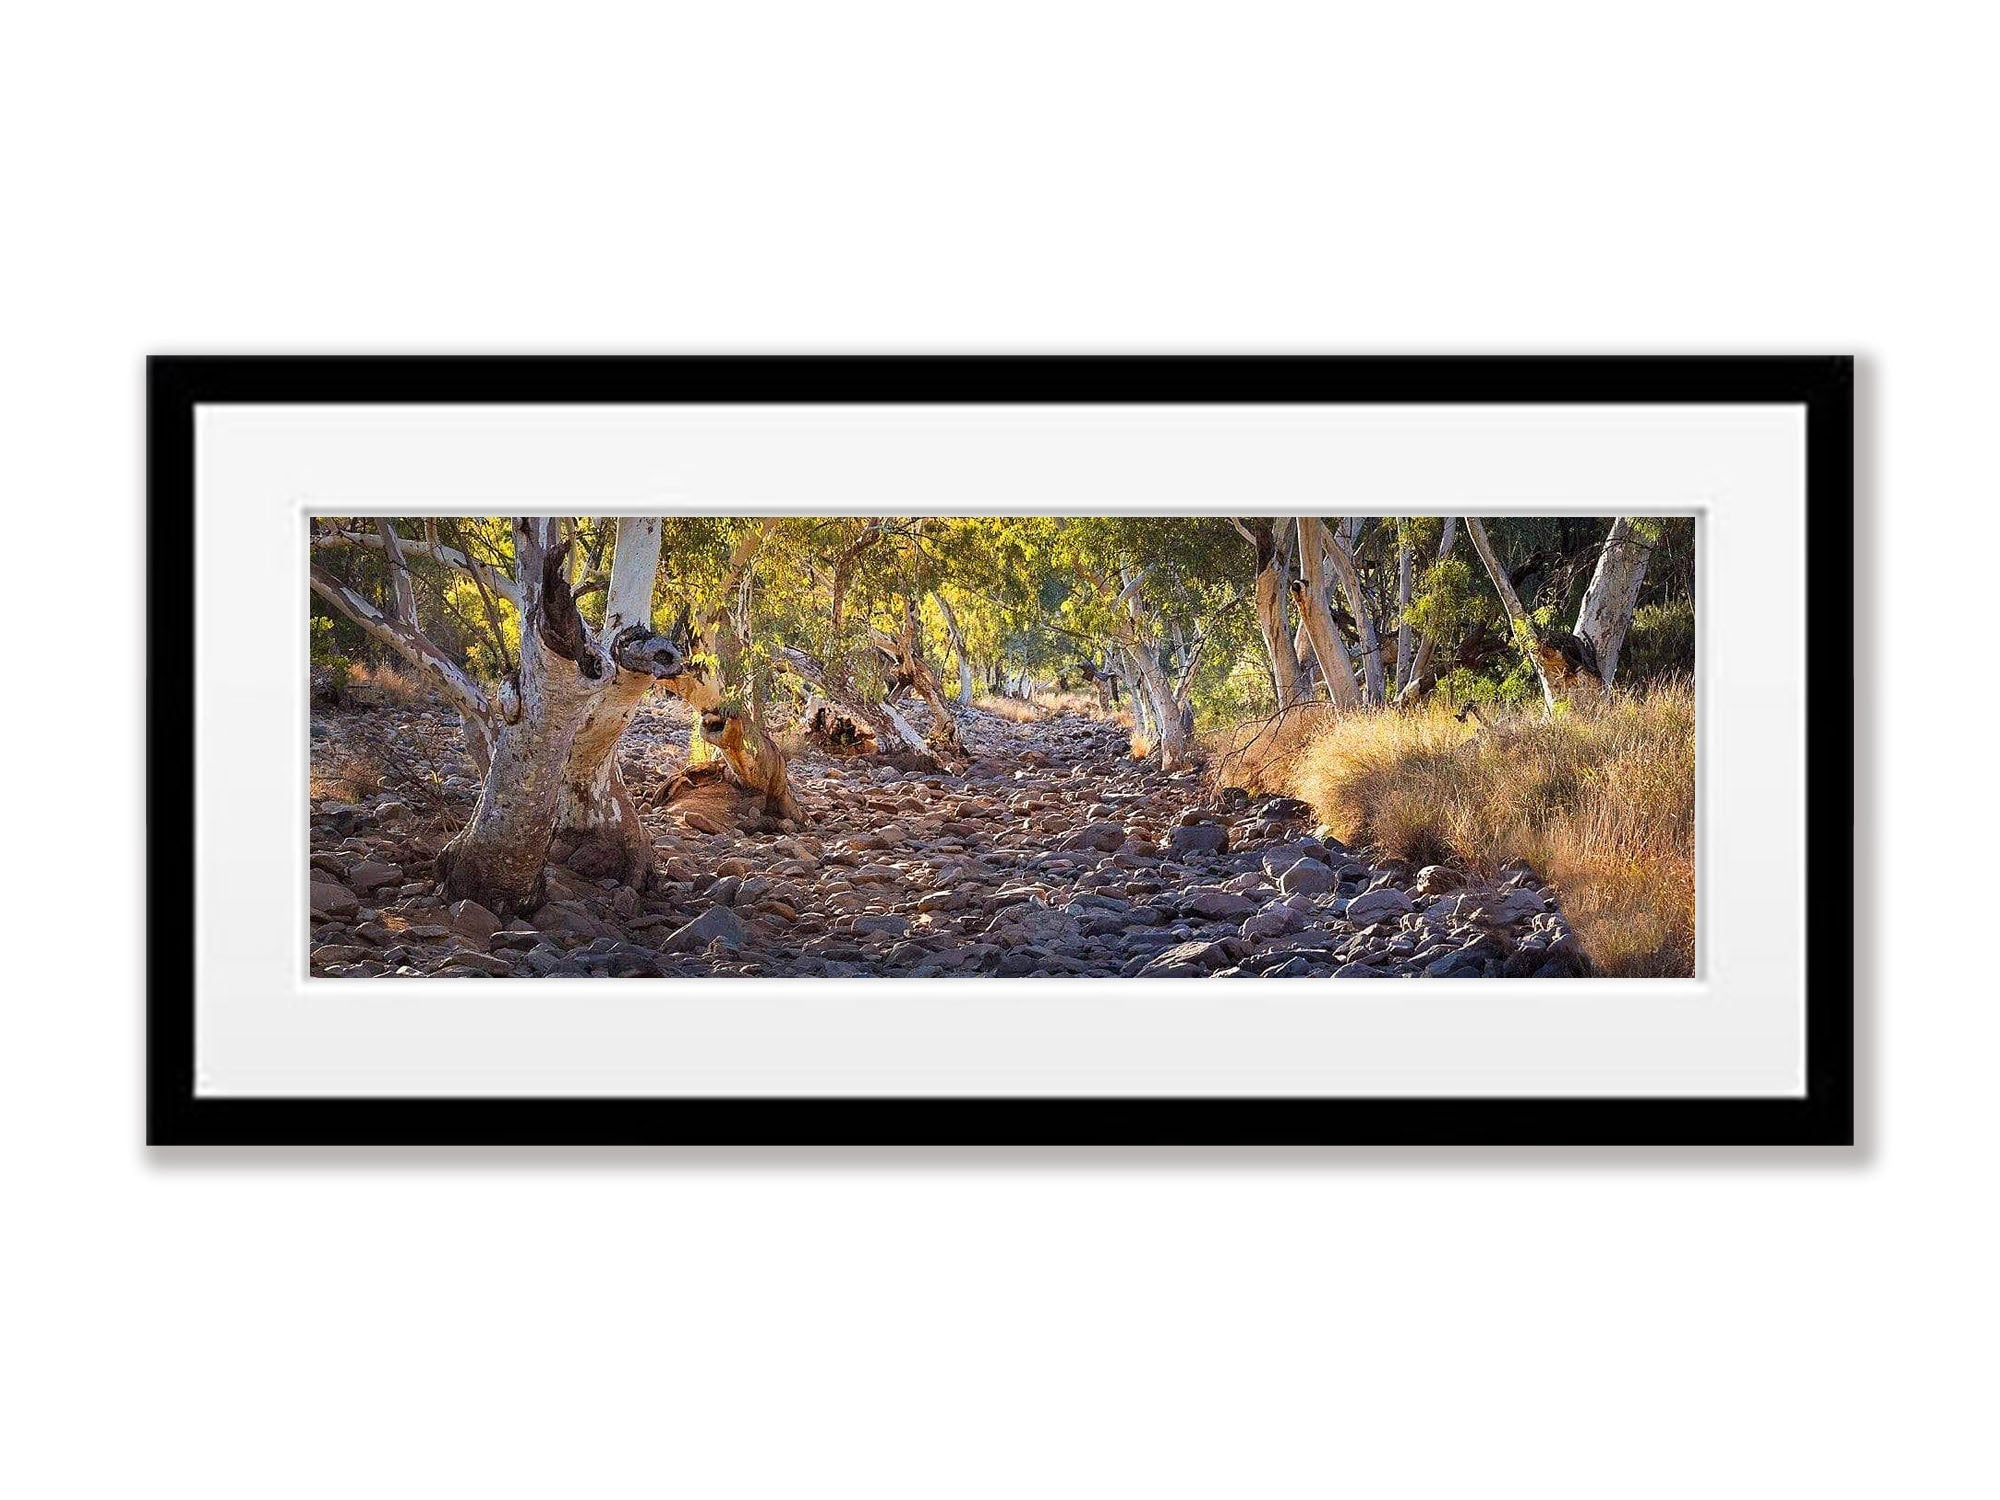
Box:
[309,880,359,919]
[448,898,502,946]
[682,809,732,836]
[1241,903,1310,939]
[662,905,747,953]
[1487,888,1548,926]
[1264,956,1328,978]
[437,949,515,977]
[1185,889,1259,922]
[1276,859,1334,896]
[310,944,364,966]
[852,913,912,938]
[346,859,402,894]
[1425,941,1498,977]
[1345,888,1415,926]
[1259,795,1314,822]
[1332,962,1391,978]
[566,841,624,880]
[1168,823,1229,856]
[1062,821,1128,852]
[1412,864,1466,897]
[1137,939,1235,977]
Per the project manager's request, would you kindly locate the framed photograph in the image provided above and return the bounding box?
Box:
[148,356,1852,1145]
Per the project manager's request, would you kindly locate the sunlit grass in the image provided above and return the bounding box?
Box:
[1210,680,1696,977]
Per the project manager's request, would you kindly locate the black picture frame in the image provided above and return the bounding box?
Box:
[148,355,1854,1147]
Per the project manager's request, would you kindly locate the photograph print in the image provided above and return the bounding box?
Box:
[307,512,1696,984]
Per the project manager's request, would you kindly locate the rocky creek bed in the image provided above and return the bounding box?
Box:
[307,696,1592,980]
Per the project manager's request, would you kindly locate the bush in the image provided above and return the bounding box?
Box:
[1210,682,1696,976]
[1621,598,1695,684]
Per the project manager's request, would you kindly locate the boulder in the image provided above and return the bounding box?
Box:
[852,913,912,938]
[1185,889,1260,922]
[1241,903,1310,939]
[309,880,359,919]
[1276,859,1335,896]
[1168,823,1229,856]
[448,898,502,946]
[1344,888,1415,926]
[345,859,402,894]
[1137,939,1236,977]
[1062,821,1128,852]
[1412,864,1466,897]
[662,905,746,953]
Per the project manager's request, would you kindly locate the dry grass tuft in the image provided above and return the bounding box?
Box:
[1211,681,1696,977]
[977,689,1131,726]
[975,693,1044,723]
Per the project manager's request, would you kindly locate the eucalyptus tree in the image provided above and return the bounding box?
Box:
[1572,517,1657,687]
[1047,515,1246,770]
[1291,517,1361,708]
[1462,516,1561,716]
[309,516,690,914]
[1229,518,1307,710]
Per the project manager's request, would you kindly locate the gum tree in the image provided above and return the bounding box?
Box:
[310,516,689,914]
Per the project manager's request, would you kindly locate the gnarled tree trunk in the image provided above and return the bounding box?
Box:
[552,517,673,884]
[439,520,618,917]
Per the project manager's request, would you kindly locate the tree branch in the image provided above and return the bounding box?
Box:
[310,563,491,726]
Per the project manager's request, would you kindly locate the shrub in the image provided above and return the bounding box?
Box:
[1211,682,1696,976]
[1622,598,1696,683]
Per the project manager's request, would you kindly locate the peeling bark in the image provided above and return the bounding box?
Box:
[1324,519,1386,705]
[1292,518,1360,707]
[553,518,673,885]
[439,518,617,917]
[1236,518,1307,709]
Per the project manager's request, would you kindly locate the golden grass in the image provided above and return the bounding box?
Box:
[975,693,1044,723]
[976,689,1133,726]
[1210,681,1696,977]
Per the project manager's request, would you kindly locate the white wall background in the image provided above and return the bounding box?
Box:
[0,3,1987,1495]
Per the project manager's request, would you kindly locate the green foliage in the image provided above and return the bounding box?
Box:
[306,512,1697,731]
[1622,597,1696,682]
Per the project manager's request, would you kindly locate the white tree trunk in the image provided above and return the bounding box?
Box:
[1573,516,1653,687]
[1394,526,1413,690]
[1293,518,1360,707]
[934,592,976,706]
[553,517,668,884]
[1124,644,1192,770]
[440,518,619,917]
[1462,516,1558,717]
